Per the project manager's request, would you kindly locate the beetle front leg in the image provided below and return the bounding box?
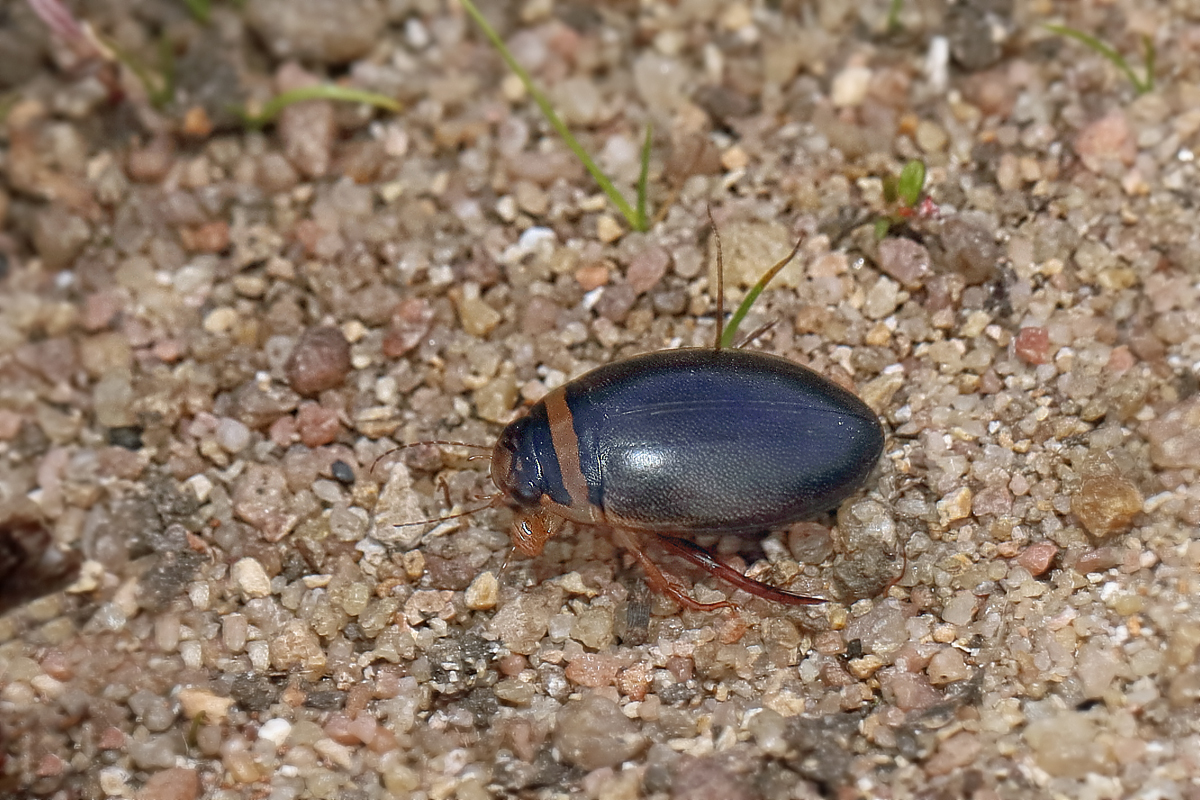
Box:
[611,527,734,612]
[509,508,564,557]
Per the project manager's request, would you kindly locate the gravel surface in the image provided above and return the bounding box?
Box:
[1,1,1199,798]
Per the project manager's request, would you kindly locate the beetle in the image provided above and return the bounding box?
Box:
[394,229,885,610]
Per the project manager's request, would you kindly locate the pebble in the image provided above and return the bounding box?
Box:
[296,402,341,447]
[1144,396,1200,469]
[936,486,973,526]
[270,619,327,677]
[597,214,624,244]
[244,0,384,64]
[625,246,670,294]
[285,327,352,396]
[203,307,239,334]
[1013,326,1050,365]
[565,653,620,688]
[258,718,292,747]
[1023,711,1110,778]
[1075,111,1136,172]
[1072,474,1143,538]
[178,688,234,722]
[553,695,646,770]
[707,220,802,289]
[487,585,563,655]
[924,731,981,776]
[926,648,969,685]
[876,237,931,289]
[215,417,252,453]
[831,65,872,107]
[232,464,299,542]
[134,767,199,800]
[369,462,426,547]
[31,205,91,270]
[231,557,273,598]
[1014,543,1058,576]
[464,571,499,610]
[382,298,434,358]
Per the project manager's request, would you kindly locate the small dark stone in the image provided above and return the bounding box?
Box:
[463,686,500,725]
[330,460,355,484]
[693,85,758,126]
[424,553,476,591]
[107,426,144,450]
[304,687,346,710]
[230,674,280,712]
[138,551,203,612]
[784,712,866,787]
[946,0,1013,72]
[658,681,696,706]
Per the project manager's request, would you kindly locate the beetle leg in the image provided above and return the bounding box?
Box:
[653,534,825,607]
[509,508,564,557]
[611,527,734,612]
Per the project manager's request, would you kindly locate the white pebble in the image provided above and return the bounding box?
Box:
[180,641,203,669]
[186,473,214,502]
[831,65,872,107]
[232,558,272,598]
[247,641,270,672]
[258,718,293,747]
[216,417,252,453]
[98,767,129,796]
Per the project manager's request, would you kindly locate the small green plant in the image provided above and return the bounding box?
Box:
[1044,24,1155,96]
[886,0,904,34]
[874,158,928,239]
[234,85,401,129]
[458,0,653,232]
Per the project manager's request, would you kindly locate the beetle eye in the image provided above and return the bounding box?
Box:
[509,477,541,506]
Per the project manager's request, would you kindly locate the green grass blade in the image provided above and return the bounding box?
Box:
[1044,24,1151,95]
[886,0,903,33]
[182,0,211,24]
[458,0,644,231]
[1140,35,1156,94]
[719,236,805,349]
[636,123,652,231]
[237,85,401,129]
[898,159,925,208]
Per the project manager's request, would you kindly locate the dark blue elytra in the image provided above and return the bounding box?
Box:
[489,347,885,609]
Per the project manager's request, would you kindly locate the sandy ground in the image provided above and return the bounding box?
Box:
[2,0,1200,798]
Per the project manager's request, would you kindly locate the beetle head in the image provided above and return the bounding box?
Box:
[490,416,546,509]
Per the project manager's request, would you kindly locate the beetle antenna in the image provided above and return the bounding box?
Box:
[735,320,779,350]
[707,204,724,351]
[387,495,502,528]
[370,440,492,477]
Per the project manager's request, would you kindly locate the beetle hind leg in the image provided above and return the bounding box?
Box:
[652,533,826,608]
[611,528,734,612]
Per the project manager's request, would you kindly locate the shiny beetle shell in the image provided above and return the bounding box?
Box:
[488,347,885,609]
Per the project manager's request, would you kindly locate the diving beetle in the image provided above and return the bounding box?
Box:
[402,229,885,610]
